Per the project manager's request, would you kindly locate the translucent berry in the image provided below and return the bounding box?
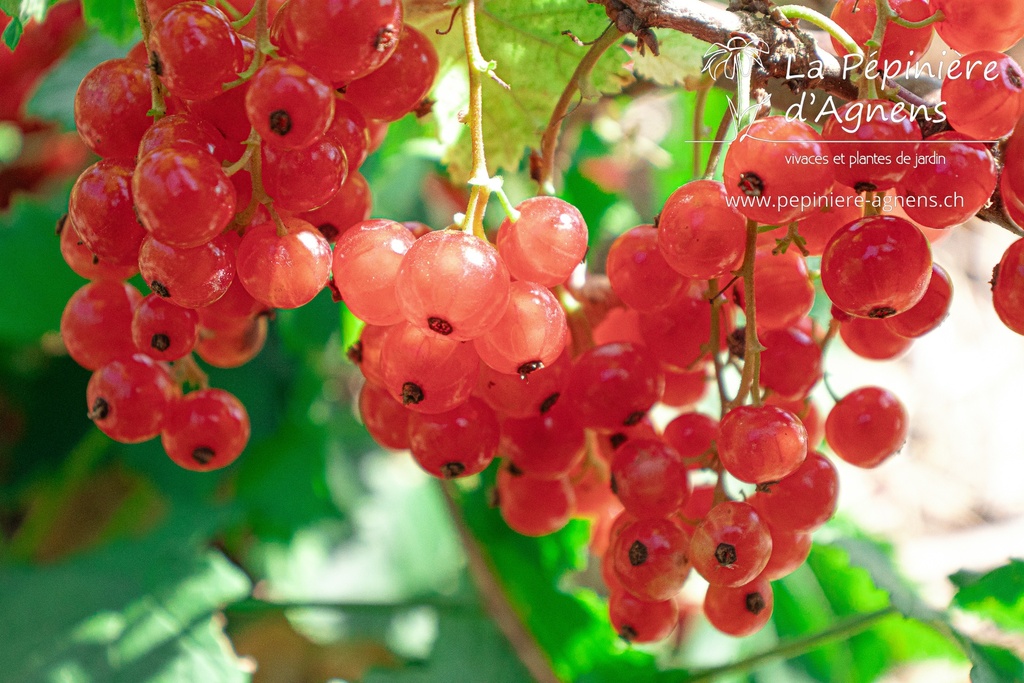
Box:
[821,215,932,319]
[358,380,409,450]
[331,219,416,325]
[395,230,510,341]
[497,464,575,537]
[138,234,235,309]
[61,281,143,371]
[343,26,438,122]
[246,59,335,150]
[236,218,333,309]
[74,58,152,159]
[474,281,567,376]
[564,342,664,430]
[161,388,250,471]
[380,322,479,414]
[749,451,839,532]
[830,0,933,71]
[611,516,691,601]
[607,225,687,312]
[822,99,922,192]
[408,397,499,479]
[942,52,1024,141]
[87,354,177,443]
[149,2,244,101]
[500,407,585,479]
[704,576,774,637]
[608,591,679,643]
[611,438,690,519]
[658,179,746,279]
[58,216,139,282]
[933,0,1024,54]
[68,159,146,268]
[825,387,908,468]
[883,263,952,338]
[131,294,199,361]
[690,501,772,587]
[758,326,823,400]
[496,196,587,287]
[261,138,347,212]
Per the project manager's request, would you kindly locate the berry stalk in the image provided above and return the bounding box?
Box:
[731,219,766,409]
[775,5,864,61]
[535,22,623,195]
[458,0,492,240]
[132,0,166,120]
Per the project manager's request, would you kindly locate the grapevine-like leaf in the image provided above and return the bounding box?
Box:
[965,642,1024,683]
[421,0,631,184]
[632,30,707,88]
[0,510,252,682]
[951,559,1024,633]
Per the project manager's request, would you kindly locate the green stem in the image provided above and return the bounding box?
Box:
[226,597,476,615]
[458,0,494,238]
[776,5,864,59]
[734,46,755,132]
[133,0,166,120]
[222,0,273,89]
[536,22,623,195]
[730,219,766,409]
[684,607,898,682]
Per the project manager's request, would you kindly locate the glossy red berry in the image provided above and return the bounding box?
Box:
[500,406,585,479]
[474,281,567,376]
[822,99,922,192]
[58,217,139,282]
[758,326,823,400]
[236,218,333,309]
[162,388,250,471]
[195,316,268,368]
[942,52,1024,141]
[735,248,815,331]
[261,138,347,212]
[933,0,1024,55]
[327,98,371,171]
[61,281,143,371]
[496,196,588,287]
[658,179,746,279]
[760,526,813,581]
[276,0,403,85]
[564,342,664,430]
[149,2,244,101]
[993,239,1024,335]
[840,316,913,360]
[69,159,146,268]
[331,219,416,325]
[475,348,570,419]
[749,451,839,532]
[343,26,438,122]
[717,405,808,484]
[74,58,152,159]
[724,117,835,225]
[821,215,932,318]
[896,132,997,229]
[138,234,235,309]
[611,438,690,519]
[408,397,499,479]
[87,354,177,443]
[133,145,237,248]
[663,412,718,463]
[497,465,575,537]
[299,171,373,242]
[830,0,933,71]
[380,322,480,414]
[795,186,861,256]
[883,263,953,338]
[138,113,229,159]
[131,294,199,361]
[704,576,774,637]
[608,591,679,643]
[395,230,510,341]
[358,380,409,450]
[690,501,772,587]
[825,387,908,468]
[611,516,691,601]
[246,59,335,150]
[607,225,688,312]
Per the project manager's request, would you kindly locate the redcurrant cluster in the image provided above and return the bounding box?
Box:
[59,0,437,470]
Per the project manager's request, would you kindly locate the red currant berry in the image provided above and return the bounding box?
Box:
[611,516,691,601]
[149,2,244,101]
[246,59,335,150]
[608,591,679,643]
[659,179,747,279]
[474,281,567,377]
[607,225,688,312]
[993,239,1024,335]
[882,263,953,338]
[138,234,236,309]
[704,576,774,637]
[380,322,479,414]
[760,525,813,581]
[840,316,913,360]
[299,171,373,242]
[821,215,932,318]
[611,438,690,519]
[564,342,664,430]
[496,196,588,287]
[943,52,1024,141]
[69,159,146,268]
[58,216,139,282]
[395,230,510,341]
[718,405,808,484]
[195,316,268,368]
[830,0,933,71]
[162,388,250,471]
[499,406,585,480]
[331,219,416,325]
[749,451,839,532]
[690,501,772,587]
[236,218,333,309]
[497,464,575,537]
[343,26,438,122]
[74,58,152,159]
[475,347,570,419]
[825,386,908,468]
[759,326,823,400]
[933,0,1024,54]
[87,354,177,443]
[131,294,199,361]
[822,99,922,192]
[358,380,409,450]
[61,281,143,371]
[896,132,996,229]
[261,138,347,212]
[408,397,499,479]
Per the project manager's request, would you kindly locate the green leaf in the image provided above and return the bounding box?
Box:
[425,0,630,183]
[1,0,42,50]
[0,510,252,682]
[26,29,127,129]
[632,31,707,88]
[2,16,22,49]
[0,188,86,345]
[965,642,1024,683]
[81,0,138,44]
[951,559,1024,633]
